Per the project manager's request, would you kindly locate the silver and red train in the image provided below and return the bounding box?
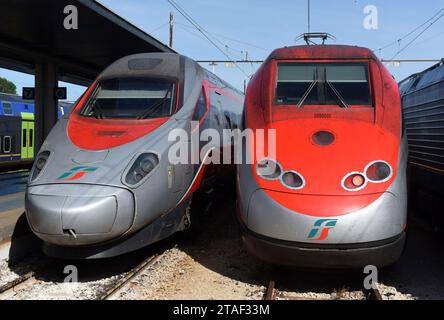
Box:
[25,53,243,258]
[237,45,408,268]
[26,46,407,268]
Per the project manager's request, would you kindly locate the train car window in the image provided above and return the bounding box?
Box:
[4,136,11,153]
[275,63,371,107]
[22,129,27,147]
[2,102,13,115]
[325,65,371,105]
[30,129,33,147]
[192,91,207,121]
[276,65,318,105]
[80,78,176,120]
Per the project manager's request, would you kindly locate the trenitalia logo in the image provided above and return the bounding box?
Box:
[58,166,98,181]
[307,219,338,241]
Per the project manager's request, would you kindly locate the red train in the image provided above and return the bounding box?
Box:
[237,45,408,268]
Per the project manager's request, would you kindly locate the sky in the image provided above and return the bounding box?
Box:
[1,0,444,101]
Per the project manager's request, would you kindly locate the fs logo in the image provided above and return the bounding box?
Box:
[58,166,98,181]
[307,219,338,241]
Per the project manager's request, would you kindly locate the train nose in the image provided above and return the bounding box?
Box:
[25,184,135,246]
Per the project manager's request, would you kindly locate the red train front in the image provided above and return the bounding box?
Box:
[237,45,407,269]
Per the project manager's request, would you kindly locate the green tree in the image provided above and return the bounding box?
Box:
[0,77,17,94]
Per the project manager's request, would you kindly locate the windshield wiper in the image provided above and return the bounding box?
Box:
[90,99,104,119]
[297,80,318,108]
[326,80,349,109]
[137,85,173,120]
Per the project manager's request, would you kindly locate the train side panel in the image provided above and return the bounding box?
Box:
[401,62,444,175]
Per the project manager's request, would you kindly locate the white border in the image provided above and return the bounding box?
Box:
[280,170,306,190]
[255,158,283,181]
[364,160,393,183]
[341,171,368,192]
[122,151,161,188]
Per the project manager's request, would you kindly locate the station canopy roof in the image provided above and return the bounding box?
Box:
[0,0,175,86]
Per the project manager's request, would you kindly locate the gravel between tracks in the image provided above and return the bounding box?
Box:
[110,247,264,300]
[0,186,434,300]
[0,255,122,300]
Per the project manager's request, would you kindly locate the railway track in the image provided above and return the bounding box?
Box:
[0,249,167,300]
[0,271,35,299]
[0,169,29,197]
[0,169,30,176]
[98,252,165,300]
[263,280,384,301]
[363,286,383,300]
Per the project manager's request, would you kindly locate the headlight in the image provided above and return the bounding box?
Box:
[342,172,367,192]
[365,161,392,183]
[256,158,282,180]
[31,151,50,181]
[280,171,305,190]
[125,153,159,186]
[256,159,306,190]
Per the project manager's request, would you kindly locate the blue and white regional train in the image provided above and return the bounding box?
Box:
[25,53,244,259]
[0,93,70,168]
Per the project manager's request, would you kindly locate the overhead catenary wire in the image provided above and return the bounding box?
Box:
[389,11,444,60]
[178,23,246,59]
[406,30,444,51]
[148,21,170,34]
[166,0,251,78]
[175,21,269,52]
[175,23,210,43]
[375,7,444,53]
[176,24,246,61]
[167,0,250,75]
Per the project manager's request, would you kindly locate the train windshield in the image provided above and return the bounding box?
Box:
[275,63,372,107]
[80,78,176,119]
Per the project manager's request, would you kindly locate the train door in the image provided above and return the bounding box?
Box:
[20,112,34,160]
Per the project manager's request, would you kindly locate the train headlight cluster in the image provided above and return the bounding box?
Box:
[256,159,282,180]
[281,171,305,190]
[342,172,367,191]
[125,153,159,186]
[342,160,393,192]
[31,151,51,181]
[365,161,393,183]
[256,159,305,190]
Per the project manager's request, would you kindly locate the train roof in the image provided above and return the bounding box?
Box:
[267,45,378,61]
[99,53,185,79]
[0,92,73,107]
[399,59,444,96]
[99,52,243,96]
[0,92,34,104]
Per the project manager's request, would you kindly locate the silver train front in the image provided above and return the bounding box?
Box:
[25,53,243,259]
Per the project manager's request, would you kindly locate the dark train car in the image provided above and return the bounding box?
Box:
[399,59,444,223]
[0,93,72,169]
